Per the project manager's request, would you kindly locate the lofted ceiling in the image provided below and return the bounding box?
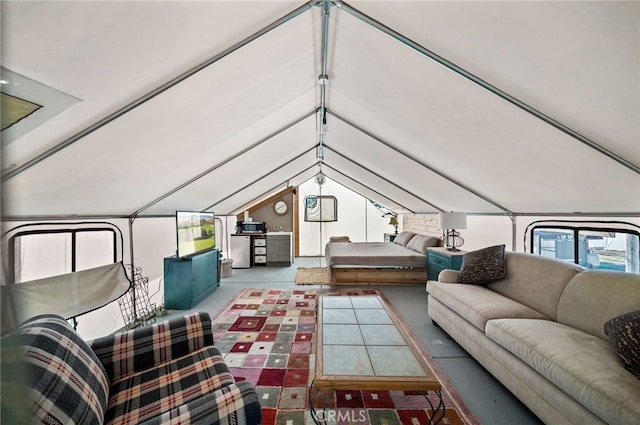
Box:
[1,0,638,219]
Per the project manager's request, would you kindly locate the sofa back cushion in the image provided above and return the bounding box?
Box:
[487,252,583,321]
[18,314,109,424]
[557,271,640,340]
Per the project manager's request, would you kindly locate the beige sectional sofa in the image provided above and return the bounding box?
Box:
[426,251,640,425]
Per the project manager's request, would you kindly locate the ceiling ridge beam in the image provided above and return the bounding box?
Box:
[336,0,640,175]
[131,110,316,217]
[320,162,414,214]
[322,145,438,212]
[328,109,512,214]
[1,2,314,184]
[316,0,331,164]
[203,147,317,212]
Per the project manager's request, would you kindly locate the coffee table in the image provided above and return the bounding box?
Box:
[310,295,445,424]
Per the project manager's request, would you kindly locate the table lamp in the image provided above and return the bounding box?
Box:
[439,212,467,251]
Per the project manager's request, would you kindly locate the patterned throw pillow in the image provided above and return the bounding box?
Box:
[604,310,640,379]
[458,244,507,285]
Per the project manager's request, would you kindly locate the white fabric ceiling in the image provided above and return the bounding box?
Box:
[1,1,638,218]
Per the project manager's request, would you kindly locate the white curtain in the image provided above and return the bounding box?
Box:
[15,233,71,283]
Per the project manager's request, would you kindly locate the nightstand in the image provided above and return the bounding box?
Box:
[384,233,397,242]
[427,247,466,281]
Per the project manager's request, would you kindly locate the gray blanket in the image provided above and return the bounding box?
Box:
[325,242,426,269]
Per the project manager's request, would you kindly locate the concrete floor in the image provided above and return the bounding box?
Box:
[184,257,544,425]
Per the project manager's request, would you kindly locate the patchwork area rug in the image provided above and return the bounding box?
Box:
[212,288,479,425]
[295,267,330,285]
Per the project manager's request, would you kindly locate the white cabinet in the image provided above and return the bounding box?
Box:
[253,237,267,265]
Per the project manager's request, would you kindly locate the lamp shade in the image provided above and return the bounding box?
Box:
[388,216,398,226]
[439,212,467,230]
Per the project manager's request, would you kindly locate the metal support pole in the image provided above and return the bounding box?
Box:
[128,217,137,322]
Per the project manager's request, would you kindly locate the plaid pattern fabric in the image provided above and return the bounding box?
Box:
[17,314,110,425]
[104,346,236,424]
[139,381,262,425]
[12,311,261,425]
[90,312,215,382]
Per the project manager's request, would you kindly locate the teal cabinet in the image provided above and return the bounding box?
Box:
[427,248,465,281]
[164,249,219,310]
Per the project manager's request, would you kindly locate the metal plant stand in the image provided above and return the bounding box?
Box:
[118,264,156,330]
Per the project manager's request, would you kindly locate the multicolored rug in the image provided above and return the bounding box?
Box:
[211,288,479,425]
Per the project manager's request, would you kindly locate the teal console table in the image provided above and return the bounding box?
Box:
[164,249,219,310]
[427,247,465,281]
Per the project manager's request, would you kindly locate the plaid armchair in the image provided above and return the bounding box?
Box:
[8,312,261,425]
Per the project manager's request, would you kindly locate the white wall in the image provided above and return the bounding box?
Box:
[462,215,514,251]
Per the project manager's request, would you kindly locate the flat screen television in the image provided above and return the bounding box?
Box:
[176,211,216,258]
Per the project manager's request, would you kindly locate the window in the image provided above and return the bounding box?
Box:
[304,195,337,222]
[6,223,120,284]
[526,221,640,274]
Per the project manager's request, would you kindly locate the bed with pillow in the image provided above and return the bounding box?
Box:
[324,231,441,284]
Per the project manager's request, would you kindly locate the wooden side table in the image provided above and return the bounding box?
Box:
[427,247,465,281]
[384,233,397,242]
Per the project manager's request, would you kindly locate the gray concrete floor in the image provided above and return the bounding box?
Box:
[181,257,543,425]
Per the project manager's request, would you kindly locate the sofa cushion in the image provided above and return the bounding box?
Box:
[406,234,440,254]
[18,314,110,425]
[604,309,640,379]
[392,231,415,246]
[486,318,640,425]
[486,252,583,321]
[105,346,235,425]
[427,282,549,331]
[151,380,262,425]
[459,244,506,284]
[556,270,640,340]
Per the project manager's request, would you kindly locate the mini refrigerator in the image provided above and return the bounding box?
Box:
[230,234,251,268]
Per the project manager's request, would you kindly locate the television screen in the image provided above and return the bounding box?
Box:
[176,211,216,258]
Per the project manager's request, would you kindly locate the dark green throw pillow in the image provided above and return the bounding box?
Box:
[458,244,506,285]
[604,309,640,379]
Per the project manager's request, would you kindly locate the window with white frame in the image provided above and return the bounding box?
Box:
[10,228,117,283]
[526,221,639,274]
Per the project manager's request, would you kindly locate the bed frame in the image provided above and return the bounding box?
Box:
[329,267,427,285]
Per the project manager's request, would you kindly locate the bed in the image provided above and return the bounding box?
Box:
[325,232,441,285]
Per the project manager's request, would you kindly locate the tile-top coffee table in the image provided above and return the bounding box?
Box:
[310,295,445,424]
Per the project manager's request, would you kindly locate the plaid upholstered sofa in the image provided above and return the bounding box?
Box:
[5,311,261,424]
